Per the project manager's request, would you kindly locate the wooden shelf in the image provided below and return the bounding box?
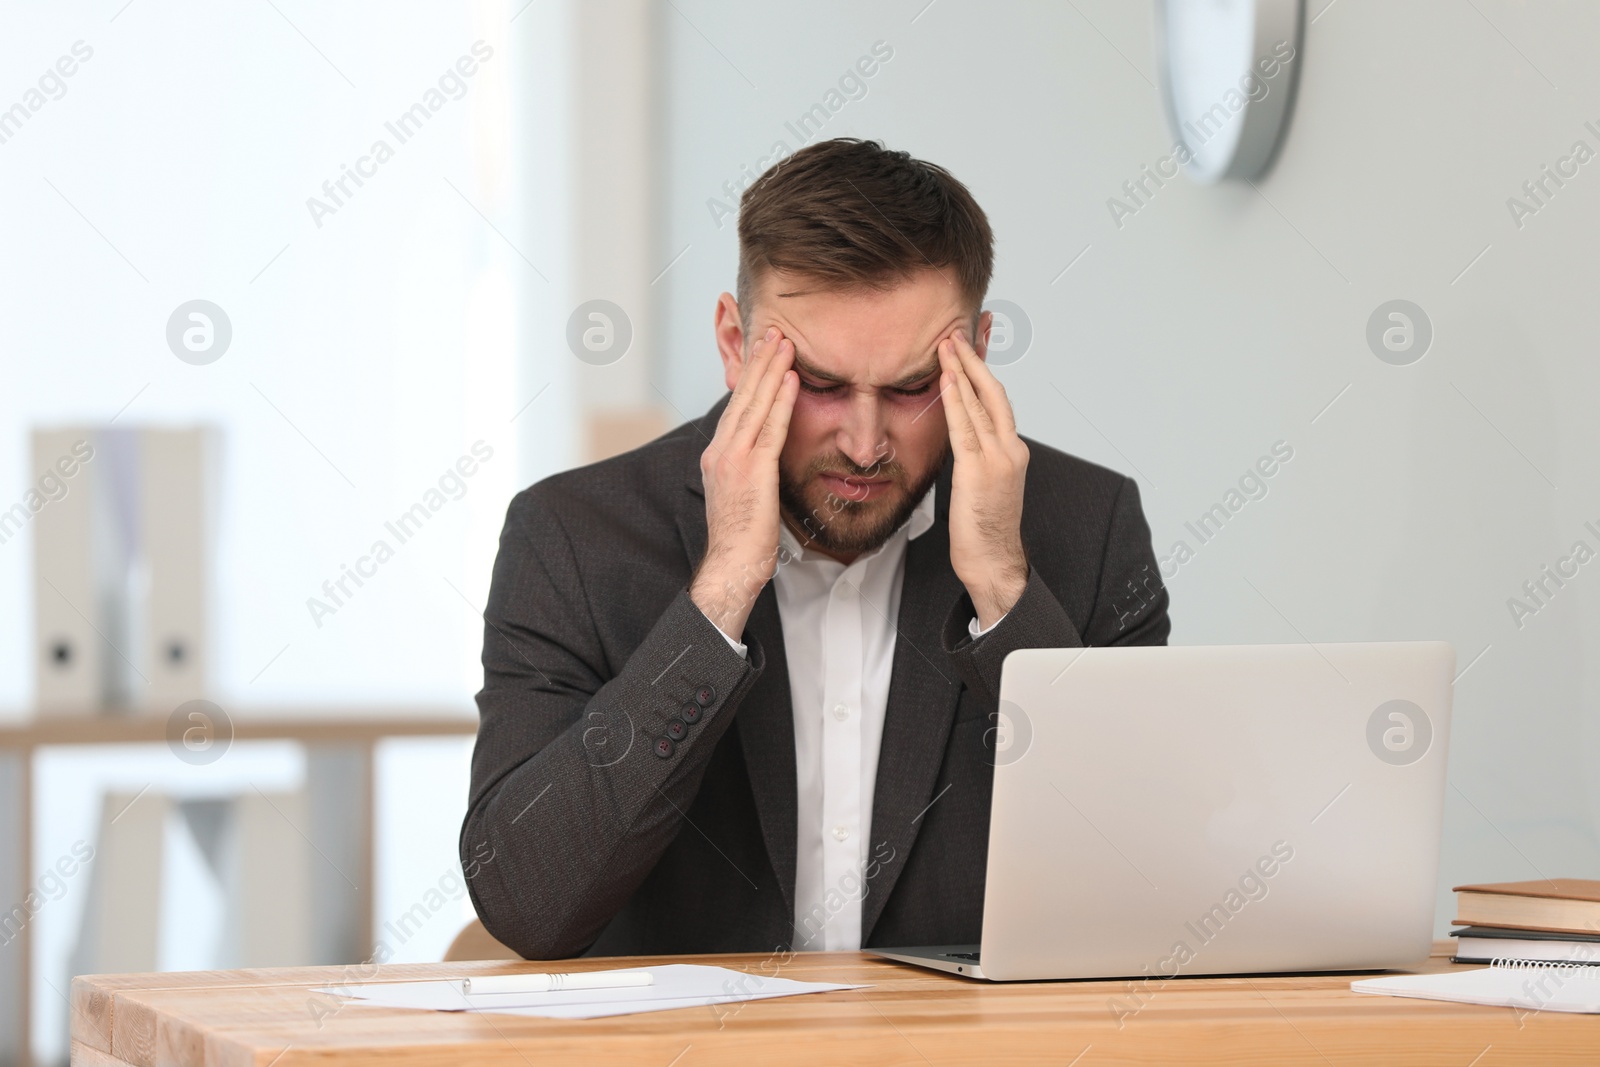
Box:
[0,707,479,1067]
[0,708,477,748]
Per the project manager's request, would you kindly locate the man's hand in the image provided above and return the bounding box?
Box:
[938,326,1029,630]
[690,326,799,641]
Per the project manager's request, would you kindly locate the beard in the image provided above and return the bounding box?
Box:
[777,440,948,557]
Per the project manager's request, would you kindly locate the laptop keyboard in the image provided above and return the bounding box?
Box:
[942,951,981,961]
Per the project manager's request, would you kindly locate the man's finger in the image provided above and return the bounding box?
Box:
[952,329,1016,439]
[726,327,782,439]
[755,369,799,454]
[942,339,995,447]
[938,345,982,455]
[733,337,793,451]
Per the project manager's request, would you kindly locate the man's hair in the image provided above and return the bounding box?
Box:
[735,138,994,340]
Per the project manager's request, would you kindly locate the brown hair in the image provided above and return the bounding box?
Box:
[735,138,994,340]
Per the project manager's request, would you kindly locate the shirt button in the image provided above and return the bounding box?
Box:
[832,703,849,721]
[832,825,850,842]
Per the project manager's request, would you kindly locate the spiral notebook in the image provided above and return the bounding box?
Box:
[1352,959,1600,1013]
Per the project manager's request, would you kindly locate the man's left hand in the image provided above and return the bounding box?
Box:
[938,326,1029,631]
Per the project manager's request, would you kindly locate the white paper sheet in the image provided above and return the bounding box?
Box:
[313,963,867,1020]
[1352,967,1600,1013]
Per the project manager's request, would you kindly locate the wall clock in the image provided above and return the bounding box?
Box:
[1155,0,1304,183]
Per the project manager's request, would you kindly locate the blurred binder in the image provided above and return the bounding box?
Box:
[31,425,217,714]
[69,789,169,977]
[31,430,101,711]
[141,429,212,711]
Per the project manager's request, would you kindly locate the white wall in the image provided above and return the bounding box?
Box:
[657,0,1600,935]
[0,0,540,708]
[0,2,575,1060]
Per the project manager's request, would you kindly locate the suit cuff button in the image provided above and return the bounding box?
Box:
[680,702,703,724]
[694,684,717,708]
[665,719,688,741]
[654,737,675,759]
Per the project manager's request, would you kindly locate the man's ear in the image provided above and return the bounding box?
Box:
[713,293,748,393]
[974,309,994,361]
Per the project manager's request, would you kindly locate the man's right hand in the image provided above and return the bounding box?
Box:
[689,325,799,642]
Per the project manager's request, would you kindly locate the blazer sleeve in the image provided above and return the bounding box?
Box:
[938,474,1171,702]
[459,485,766,959]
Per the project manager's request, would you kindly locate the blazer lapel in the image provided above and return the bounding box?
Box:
[732,586,798,921]
[861,452,965,941]
[674,394,799,922]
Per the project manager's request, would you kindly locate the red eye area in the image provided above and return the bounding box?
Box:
[798,380,933,398]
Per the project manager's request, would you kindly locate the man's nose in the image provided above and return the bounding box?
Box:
[837,393,890,471]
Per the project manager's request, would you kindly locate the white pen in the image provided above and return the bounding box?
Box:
[459,970,654,995]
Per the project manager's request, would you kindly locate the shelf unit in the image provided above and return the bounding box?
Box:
[0,708,478,1067]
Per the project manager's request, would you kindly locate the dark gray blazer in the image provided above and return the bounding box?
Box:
[461,392,1170,960]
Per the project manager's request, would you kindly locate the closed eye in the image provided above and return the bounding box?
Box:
[799,379,934,397]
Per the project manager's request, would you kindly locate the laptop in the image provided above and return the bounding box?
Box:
[872,641,1455,981]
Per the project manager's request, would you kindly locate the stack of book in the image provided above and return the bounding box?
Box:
[1450,878,1600,964]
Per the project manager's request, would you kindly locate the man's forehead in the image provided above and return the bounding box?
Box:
[758,266,961,315]
[755,272,968,382]
[784,321,953,386]
[788,345,942,389]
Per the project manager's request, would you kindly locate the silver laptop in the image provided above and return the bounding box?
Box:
[873,641,1454,981]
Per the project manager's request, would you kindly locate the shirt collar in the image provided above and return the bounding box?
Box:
[779,482,937,561]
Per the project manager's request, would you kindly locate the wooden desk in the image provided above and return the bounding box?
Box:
[69,942,1600,1066]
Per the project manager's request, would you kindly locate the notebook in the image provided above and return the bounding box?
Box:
[1352,959,1600,1013]
[1451,925,1600,965]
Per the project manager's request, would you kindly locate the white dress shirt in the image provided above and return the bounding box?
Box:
[704,484,1005,950]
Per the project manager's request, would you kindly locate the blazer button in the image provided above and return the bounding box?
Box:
[654,737,675,759]
[680,702,703,724]
[694,684,717,708]
[665,719,688,741]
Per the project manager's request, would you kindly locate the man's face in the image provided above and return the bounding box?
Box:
[714,267,990,561]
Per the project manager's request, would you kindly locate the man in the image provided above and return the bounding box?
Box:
[462,138,1170,960]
